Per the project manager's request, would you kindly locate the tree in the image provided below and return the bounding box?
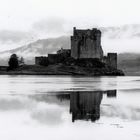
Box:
[8,54,19,70]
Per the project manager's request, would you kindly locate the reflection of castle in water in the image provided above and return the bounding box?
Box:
[70,90,116,122]
[29,90,116,123]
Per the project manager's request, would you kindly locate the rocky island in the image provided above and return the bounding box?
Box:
[34,27,124,76]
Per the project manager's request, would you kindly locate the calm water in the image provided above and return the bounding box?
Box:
[0,75,140,140]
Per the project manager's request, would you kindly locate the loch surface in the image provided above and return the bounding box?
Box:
[0,75,140,140]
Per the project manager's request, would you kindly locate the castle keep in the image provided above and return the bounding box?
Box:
[71,27,103,59]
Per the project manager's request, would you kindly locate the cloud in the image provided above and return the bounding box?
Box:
[101,24,140,39]
[32,17,66,34]
[0,95,36,110]
[0,30,38,51]
[0,30,36,43]
[31,104,64,125]
[101,104,140,120]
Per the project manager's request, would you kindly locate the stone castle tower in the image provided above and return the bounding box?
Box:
[71,27,103,59]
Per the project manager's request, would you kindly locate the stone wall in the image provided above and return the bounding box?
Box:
[35,57,48,66]
[48,54,63,64]
[35,49,71,66]
[106,53,117,69]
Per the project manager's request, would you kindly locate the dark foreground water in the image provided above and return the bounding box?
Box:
[0,75,140,140]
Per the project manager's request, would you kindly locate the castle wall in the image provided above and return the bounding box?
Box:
[35,57,40,65]
[71,36,79,59]
[79,38,103,58]
[35,49,71,66]
[48,54,62,64]
[48,51,70,64]
[35,55,62,66]
[106,53,117,69]
[35,57,48,66]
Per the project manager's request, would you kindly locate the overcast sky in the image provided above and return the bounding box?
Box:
[0,0,140,52]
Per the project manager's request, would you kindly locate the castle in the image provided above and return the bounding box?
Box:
[35,27,117,69]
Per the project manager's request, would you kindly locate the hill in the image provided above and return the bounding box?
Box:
[118,53,140,75]
[0,36,70,65]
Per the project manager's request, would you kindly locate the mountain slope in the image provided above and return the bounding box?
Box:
[118,53,140,75]
[0,36,70,57]
[0,36,70,65]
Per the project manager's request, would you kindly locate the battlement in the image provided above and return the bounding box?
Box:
[73,27,101,37]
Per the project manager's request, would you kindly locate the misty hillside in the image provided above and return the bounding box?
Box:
[118,53,140,75]
[0,36,70,65]
[118,53,140,68]
[0,36,70,57]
